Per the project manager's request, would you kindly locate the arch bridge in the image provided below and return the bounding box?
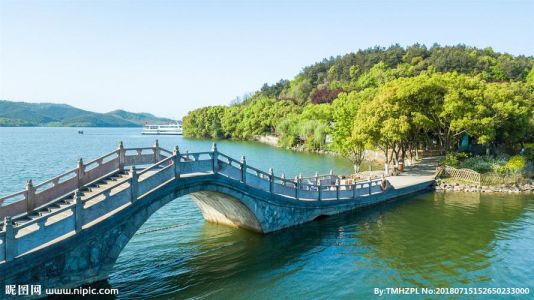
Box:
[0,141,433,291]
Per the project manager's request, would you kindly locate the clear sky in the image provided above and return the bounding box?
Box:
[0,0,533,119]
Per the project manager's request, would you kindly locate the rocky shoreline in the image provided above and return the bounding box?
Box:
[434,180,534,193]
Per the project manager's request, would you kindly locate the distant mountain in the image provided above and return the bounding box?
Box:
[0,100,175,127]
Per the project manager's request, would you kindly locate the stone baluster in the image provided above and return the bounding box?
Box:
[211,143,218,174]
[318,182,322,201]
[295,176,299,199]
[25,179,36,212]
[130,166,138,202]
[335,178,340,200]
[74,190,83,233]
[240,155,247,183]
[77,158,85,188]
[153,139,160,163]
[3,216,15,262]
[268,168,274,193]
[173,146,181,178]
[118,141,125,171]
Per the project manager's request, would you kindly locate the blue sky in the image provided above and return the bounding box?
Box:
[0,0,533,119]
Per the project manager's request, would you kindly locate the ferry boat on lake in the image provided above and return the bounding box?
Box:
[142,121,183,135]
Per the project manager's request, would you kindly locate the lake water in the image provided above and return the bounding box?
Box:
[1,127,533,299]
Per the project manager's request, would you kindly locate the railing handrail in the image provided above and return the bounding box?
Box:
[124,147,156,151]
[82,176,132,203]
[14,202,73,229]
[0,190,26,206]
[83,149,119,168]
[217,152,241,164]
[33,168,79,191]
[137,156,175,176]
[1,145,388,225]
[300,174,338,180]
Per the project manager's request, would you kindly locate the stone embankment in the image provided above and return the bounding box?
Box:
[434,180,534,193]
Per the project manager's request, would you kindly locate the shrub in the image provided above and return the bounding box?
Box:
[505,155,526,174]
[460,156,493,173]
[441,152,471,167]
[442,153,460,167]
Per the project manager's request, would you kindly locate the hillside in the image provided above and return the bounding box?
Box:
[182,44,534,166]
[0,100,174,127]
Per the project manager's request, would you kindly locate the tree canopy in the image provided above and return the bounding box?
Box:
[183,44,534,168]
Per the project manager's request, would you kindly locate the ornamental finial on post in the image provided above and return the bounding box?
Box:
[240,155,246,164]
[173,145,180,155]
[3,216,12,231]
[130,165,137,178]
[268,167,273,176]
[77,158,84,169]
[26,179,33,190]
[74,189,82,203]
[211,143,218,152]
[118,141,124,150]
[153,139,159,148]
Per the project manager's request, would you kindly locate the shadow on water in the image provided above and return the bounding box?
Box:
[352,192,532,287]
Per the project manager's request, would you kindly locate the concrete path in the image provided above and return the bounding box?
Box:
[388,156,442,189]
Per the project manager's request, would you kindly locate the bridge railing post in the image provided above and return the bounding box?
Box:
[353,182,357,198]
[173,146,181,178]
[368,177,372,195]
[240,155,247,183]
[153,139,160,163]
[130,166,138,202]
[118,141,125,171]
[3,216,15,262]
[77,158,85,188]
[74,190,83,233]
[335,179,340,200]
[25,179,36,212]
[268,168,273,193]
[295,176,299,200]
[211,143,218,174]
[318,184,322,201]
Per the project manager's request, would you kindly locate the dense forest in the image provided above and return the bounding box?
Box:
[0,100,173,127]
[182,44,534,169]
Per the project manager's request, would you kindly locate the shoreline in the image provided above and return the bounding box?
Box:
[434,180,534,193]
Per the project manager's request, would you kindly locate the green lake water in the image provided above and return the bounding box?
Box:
[0,127,533,299]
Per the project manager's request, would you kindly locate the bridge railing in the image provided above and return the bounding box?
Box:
[0,142,389,263]
[0,141,170,220]
[214,150,384,201]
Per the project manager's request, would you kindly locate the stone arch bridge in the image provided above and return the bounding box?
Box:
[0,142,433,292]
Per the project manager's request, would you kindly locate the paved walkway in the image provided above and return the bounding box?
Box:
[388,156,442,189]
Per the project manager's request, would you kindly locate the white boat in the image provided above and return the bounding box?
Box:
[142,122,183,135]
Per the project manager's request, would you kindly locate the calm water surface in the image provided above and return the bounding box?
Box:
[1,128,533,299]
